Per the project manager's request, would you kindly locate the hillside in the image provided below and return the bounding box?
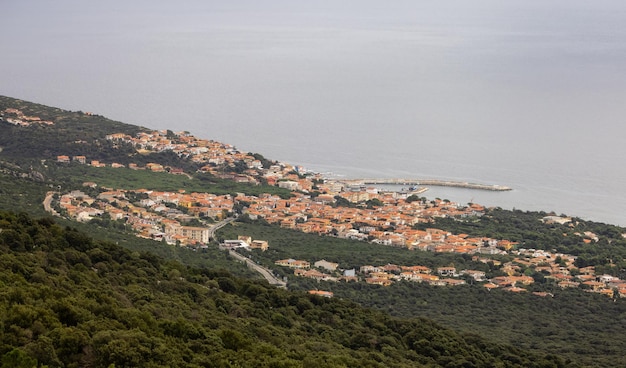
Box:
[1,95,625,366]
[0,96,144,163]
[215,221,626,367]
[0,210,567,367]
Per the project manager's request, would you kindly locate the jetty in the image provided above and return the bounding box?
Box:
[341,178,512,192]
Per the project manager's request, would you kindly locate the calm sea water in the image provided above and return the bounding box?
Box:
[2,0,626,225]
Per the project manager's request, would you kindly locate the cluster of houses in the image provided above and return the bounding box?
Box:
[57,187,225,246]
[1,108,54,127]
[274,259,352,283]
[245,193,490,251]
[274,254,626,297]
[57,129,314,184]
[105,131,313,184]
[48,129,626,298]
[274,258,495,289]
[56,154,184,172]
[502,247,626,297]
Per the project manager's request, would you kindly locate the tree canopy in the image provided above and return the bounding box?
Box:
[0,210,570,367]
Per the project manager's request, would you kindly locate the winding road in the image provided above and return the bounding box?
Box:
[227,250,287,288]
[211,217,287,288]
[208,217,235,241]
[43,191,60,216]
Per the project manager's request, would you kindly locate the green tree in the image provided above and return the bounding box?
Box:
[1,348,37,368]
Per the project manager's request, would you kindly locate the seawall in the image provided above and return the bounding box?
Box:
[341,178,512,192]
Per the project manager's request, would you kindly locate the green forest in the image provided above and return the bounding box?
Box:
[0,211,569,367]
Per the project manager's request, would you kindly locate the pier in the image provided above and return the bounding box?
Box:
[340,178,512,191]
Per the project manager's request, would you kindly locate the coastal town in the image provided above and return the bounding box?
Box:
[43,128,626,299]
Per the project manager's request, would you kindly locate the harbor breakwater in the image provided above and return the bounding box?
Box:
[341,178,512,192]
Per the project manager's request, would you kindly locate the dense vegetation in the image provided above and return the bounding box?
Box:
[0,96,144,163]
[0,211,568,367]
[422,209,626,277]
[217,221,626,367]
[327,281,626,368]
[0,163,49,218]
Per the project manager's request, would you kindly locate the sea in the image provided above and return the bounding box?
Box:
[2,0,626,226]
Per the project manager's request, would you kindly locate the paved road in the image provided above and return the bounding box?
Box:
[43,191,60,216]
[210,217,286,287]
[208,217,235,241]
[228,250,287,288]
